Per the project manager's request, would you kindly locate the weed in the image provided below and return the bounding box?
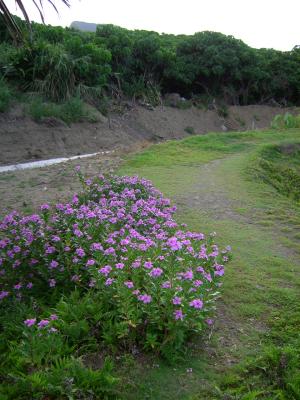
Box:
[184,126,195,135]
[235,116,246,127]
[216,104,229,118]
[27,96,98,124]
[271,112,300,129]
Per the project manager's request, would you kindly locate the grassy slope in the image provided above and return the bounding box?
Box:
[117,129,300,399]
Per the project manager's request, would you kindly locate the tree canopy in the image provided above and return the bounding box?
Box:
[0,19,299,106]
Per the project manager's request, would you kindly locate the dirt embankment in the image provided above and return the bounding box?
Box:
[0,104,295,165]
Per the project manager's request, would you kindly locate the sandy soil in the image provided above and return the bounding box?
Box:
[0,104,293,165]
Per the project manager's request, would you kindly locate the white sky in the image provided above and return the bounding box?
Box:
[4,0,300,50]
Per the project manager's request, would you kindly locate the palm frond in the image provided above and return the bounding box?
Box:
[0,0,71,42]
[0,0,23,42]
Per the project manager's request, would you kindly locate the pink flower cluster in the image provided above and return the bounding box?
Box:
[0,174,231,334]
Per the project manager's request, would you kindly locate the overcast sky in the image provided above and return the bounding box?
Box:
[5,0,300,50]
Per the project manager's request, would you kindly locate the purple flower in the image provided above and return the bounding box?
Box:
[183,270,193,280]
[74,229,83,238]
[45,246,55,254]
[149,268,163,278]
[0,291,9,300]
[98,265,112,276]
[203,272,212,282]
[193,280,203,287]
[14,283,22,290]
[215,269,224,277]
[91,243,103,251]
[38,319,49,329]
[24,318,36,327]
[167,237,182,251]
[89,279,96,287]
[13,245,21,253]
[189,299,203,309]
[26,282,33,289]
[40,203,50,211]
[161,281,171,289]
[172,296,182,305]
[76,248,85,258]
[86,259,95,266]
[72,194,79,204]
[124,281,134,288]
[132,260,141,269]
[50,314,58,320]
[138,294,152,304]
[105,278,114,286]
[49,279,56,287]
[206,318,214,326]
[49,260,58,269]
[144,261,153,269]
[115,262,124,269]
[104,247,116,256]
[174,309,185,321]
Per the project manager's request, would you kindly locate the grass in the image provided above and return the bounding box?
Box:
[117,128,300,398]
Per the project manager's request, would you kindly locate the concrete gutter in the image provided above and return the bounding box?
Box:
[0,151,114,173]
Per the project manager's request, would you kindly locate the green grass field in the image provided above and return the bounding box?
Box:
[117,129,300,399]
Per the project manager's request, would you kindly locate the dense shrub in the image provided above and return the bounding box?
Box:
[0,174,230,355]
[1,17,300,105]
[9,39,111,102]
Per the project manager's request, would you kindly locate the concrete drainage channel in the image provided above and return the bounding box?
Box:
[0,151,114,174]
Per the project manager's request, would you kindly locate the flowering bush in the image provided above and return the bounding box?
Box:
[0,173,231,353]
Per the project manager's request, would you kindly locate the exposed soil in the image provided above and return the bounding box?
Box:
[0,151,122,217]
[0,104,294,165]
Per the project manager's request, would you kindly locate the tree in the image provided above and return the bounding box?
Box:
[0,0,70,42]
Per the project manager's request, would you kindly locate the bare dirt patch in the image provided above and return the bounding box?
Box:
[0,151,123,218]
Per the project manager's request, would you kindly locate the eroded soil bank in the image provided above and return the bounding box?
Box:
[0,104,294,165]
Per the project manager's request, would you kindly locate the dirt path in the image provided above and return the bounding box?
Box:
[172,154,300,370]
[174,157,249,222]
